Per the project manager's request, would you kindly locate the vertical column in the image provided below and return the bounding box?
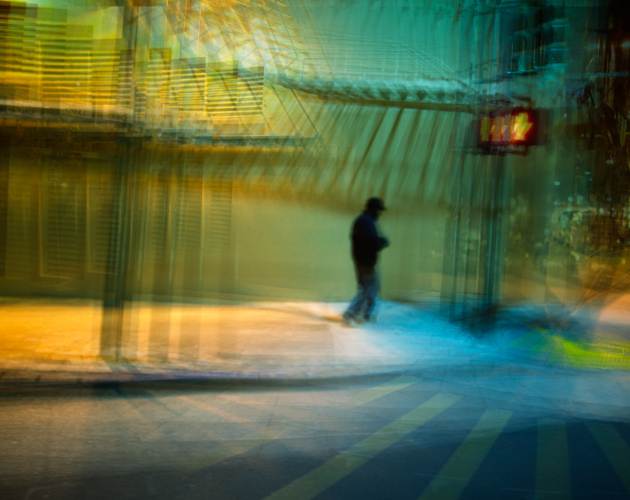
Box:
[100,2,139,360]
[0,150,8,278]
[100,138,139,360]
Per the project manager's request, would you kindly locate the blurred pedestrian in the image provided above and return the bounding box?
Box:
[342,197,390,326]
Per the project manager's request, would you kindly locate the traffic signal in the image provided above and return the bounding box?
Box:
[503,6,530,74]
[503,2,569,74]
[477,108,549,150]
[533,2,569,68]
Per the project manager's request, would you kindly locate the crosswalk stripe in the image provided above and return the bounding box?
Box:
[264,393,461,500]
[536,418,571,499]
[181,429,290,475]
[176,376,424,476]
[418,409,512,500]
[351,375,422,406]
[586,422,630,494]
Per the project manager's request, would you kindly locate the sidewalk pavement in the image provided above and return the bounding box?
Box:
[1,297,629,388]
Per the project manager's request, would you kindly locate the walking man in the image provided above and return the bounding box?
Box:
[342,197,390,326]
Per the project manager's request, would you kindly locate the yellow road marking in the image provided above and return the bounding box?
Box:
[418,409,511,500]
[264,393,461,500]
[159,376,424,476]
[536,418,571,499]
[586,422,630,494]
[351,376,422,406]
[181,429,290,475]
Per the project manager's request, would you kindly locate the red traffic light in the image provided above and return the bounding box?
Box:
[478,108,548,147]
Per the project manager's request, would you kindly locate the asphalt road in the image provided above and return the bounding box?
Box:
[2,362,630,500]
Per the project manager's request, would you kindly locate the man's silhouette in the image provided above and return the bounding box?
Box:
[343,197,390,326]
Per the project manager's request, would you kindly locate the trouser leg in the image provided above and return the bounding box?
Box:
[361,270,379,320]
[344,265,379,320]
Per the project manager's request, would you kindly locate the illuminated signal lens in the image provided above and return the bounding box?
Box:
[512,112,533,142]
[480,116,492,142]
[479,109,538,145]
[492,116,504,142]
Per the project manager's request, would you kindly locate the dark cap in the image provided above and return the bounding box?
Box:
[366,197,386,211]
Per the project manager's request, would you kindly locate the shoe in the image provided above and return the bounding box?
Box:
[341,315,356,327]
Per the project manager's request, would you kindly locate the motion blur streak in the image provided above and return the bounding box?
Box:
[0,0,629,370]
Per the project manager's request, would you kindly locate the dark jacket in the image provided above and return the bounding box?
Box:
[351,211,390,267]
